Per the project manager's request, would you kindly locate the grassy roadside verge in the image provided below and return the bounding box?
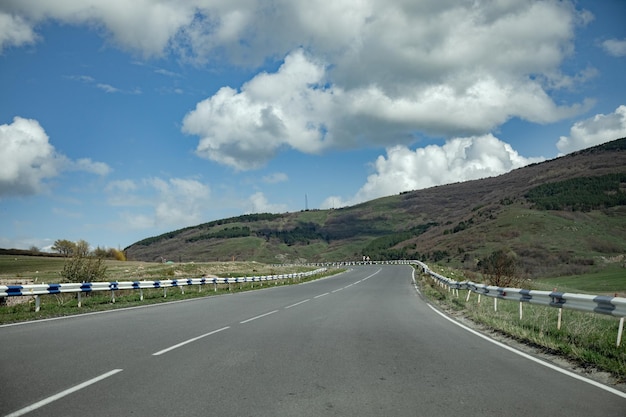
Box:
[0,267,343,325]
[415,267,626,382]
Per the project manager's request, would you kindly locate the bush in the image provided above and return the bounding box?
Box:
[60,255,108,283]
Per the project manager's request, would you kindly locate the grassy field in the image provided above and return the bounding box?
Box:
[0,255,338,324]
[420,265,626,382]
[0,255,312,283]
[535,264,626,296]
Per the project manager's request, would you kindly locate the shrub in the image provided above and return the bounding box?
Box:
[59,254,108,283]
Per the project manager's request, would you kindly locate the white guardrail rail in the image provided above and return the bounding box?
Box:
[0,268,327,311]
[409,260,626,318]
[409,260,626,347]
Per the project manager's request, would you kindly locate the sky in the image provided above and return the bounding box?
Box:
[1,0,626,252]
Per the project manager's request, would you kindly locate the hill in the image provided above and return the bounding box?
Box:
[125,138,626,278]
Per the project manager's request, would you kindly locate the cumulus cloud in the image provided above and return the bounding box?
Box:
[183,47,588,170]
[0,11,37,51]
[557,105,626,154]
[0,0,588,164]
[601,38,626,57]
[0,117,61,196]
[107,177,211,230]
[3,1,594,169]
[0,0,194,56]
[0,117,110,197]
[246,192,287,214]
[322,135,544,208]
[182,50,333,170]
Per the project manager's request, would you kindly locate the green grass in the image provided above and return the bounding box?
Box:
[536,264,626,296]
[418,268,626,381]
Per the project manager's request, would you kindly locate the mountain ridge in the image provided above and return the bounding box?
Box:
[125,138,626,278]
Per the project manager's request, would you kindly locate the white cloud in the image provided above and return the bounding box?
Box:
[4,1,594,170]
[106,179,137,193]
[149,177,211,227]
[557,105,626,154]
[262,172,288,184]
[0,117,111,197]
[0,12,37,52]
[322,135,543,208]
[0,0,194,57]
[182,50,333,170]
[0,116,61,196]
[601,38,626,57]
[246,192,287,214]
[71,158,112,176]
[183,47,588,170]
[107,177,211,230]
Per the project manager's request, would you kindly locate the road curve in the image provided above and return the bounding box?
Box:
[1,265,624,416]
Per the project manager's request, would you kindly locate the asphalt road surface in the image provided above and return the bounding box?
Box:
[1,265,624,416]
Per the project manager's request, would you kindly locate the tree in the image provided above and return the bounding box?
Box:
[75,240,90,257]
[107,248,126,261]
[52,239,76,257]
[478,249,518,287]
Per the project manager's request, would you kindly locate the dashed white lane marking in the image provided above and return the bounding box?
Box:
[332,288,343,293]
[285,299,310,309]
[240,310,279,324]
[314,292,329,299]
[153,326,231,356]
[5,369,124,417]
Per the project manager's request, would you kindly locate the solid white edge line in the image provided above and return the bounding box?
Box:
[152,326,230,356]
[426,304,626,399]
[5,369,123,417]
[285,299,310,309]
[240,310,279,324]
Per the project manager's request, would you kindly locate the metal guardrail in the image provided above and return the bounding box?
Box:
[411,260,626,347]
[0,268,327,311]
[411,260,626,318]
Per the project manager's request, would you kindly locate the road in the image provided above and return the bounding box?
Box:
[1,265,624,416]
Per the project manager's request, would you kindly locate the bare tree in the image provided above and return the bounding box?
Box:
[478,249,519,287]
[75,240,90,257]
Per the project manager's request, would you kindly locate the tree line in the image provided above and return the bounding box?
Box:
[51,239,126,261]
[50,239,126,283]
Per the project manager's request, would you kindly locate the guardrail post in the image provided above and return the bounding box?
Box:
[494,297,498,312]
[617,317,624,347]
[163,288,167,298]
[519,302,523,320]
[557,308,562,330]
[466,291,471,302]
[140,288,144,301]
[77,292,82,308]
[35,295,40,312]
[111,290,115,304]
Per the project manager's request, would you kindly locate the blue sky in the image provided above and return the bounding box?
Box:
[1,0,625,252]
